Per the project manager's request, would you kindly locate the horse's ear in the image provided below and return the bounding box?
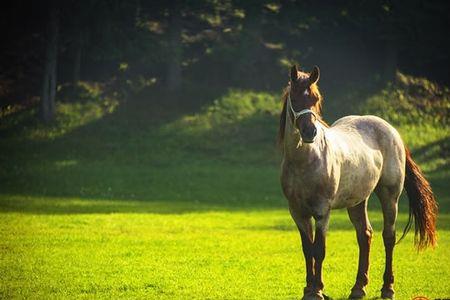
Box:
[309,66,320,85]
[290,65,298,82]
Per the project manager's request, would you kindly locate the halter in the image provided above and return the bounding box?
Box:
[287,93,317,124]
[287,93,319,148]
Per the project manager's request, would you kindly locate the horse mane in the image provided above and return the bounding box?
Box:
[277,79,328,147]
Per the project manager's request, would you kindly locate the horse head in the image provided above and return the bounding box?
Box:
[288,65,322,143]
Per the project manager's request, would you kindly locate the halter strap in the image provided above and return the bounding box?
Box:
[287,94,317,122]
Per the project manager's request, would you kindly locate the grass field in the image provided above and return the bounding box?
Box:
[1,82,449,299]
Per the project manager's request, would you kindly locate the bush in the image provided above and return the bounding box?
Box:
[360,72,450,127]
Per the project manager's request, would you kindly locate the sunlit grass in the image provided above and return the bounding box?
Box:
[1,196,449,299]
[27,99,118,140]
[0,82,119,141]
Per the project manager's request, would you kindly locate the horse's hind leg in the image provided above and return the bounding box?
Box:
[376,184,402,300]
[347,199,372,299]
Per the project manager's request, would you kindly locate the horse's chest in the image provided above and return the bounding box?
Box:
[281,163,334,213]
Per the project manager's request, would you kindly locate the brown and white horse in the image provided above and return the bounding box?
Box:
[279,65,438,300]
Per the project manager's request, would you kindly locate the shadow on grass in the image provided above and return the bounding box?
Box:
[0,89,285,214]
[243,208,450,231]
[2,194,450,233]
[1,88,449,219]
[412,136,450,173]
[0,195,240,215]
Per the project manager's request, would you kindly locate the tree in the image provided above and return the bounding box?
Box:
[73,29,84,85]
[232,1,264,88]
[167,0,182,91]
[40,5,59,122]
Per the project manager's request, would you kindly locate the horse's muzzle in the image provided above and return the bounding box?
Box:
[301,126,317,143]
[302,138,315,144]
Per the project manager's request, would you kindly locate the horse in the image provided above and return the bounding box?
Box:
[279,65,438,300]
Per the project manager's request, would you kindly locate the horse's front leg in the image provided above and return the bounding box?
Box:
[311,212,330,299]
[289,208,315,297]
[347,200,373,299]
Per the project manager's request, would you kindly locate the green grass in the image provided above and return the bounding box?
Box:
[1,199,449,299]
[1,79,449,299]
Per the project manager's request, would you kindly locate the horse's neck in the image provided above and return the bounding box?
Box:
[283,118,327,164]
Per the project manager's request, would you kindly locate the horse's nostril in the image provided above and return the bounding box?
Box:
[300,126,317,142]
[305,127,316,137]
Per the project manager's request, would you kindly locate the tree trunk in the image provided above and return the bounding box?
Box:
[233,2,263,88]
[40,6,59,123]
[135,0,141,24]
[73,30,83,85]
[383,40,398,84]
[167,0,182,91]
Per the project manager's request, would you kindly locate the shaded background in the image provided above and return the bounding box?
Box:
[1,1,449,113]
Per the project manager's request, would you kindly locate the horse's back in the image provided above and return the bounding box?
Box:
[331,115,398,135]
[330,115,403,151]
[330,115,406,189]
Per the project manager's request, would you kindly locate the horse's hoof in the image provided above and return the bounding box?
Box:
[303,286,314,295]
[348,286,366,299]
[322,294,331,300]
[302,290,325,300]
[302,296,324,300]
[380,286,395,299]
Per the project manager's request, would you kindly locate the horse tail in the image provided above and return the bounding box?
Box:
[398,147,438,250]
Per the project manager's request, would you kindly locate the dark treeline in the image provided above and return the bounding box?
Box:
[1,0,449,121]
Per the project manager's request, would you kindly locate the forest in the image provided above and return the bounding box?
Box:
[1,0,449,116]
